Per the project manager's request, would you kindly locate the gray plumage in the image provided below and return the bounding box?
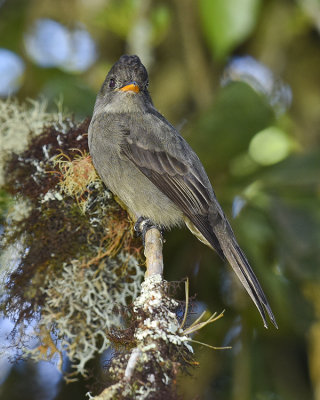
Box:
[88,55,277,329]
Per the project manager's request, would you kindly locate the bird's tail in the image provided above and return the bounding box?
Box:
[184,215,277,328]
[214,222,278,329]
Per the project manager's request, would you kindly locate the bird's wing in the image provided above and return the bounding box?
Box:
[119,112,277,328]
[119,114,225,257]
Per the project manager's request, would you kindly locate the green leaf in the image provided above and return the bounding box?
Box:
[199,0,262,60]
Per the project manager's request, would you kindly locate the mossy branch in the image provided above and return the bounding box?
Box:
[0,99,228,400]
[90,226,228,400]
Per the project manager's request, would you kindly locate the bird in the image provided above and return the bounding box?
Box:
[88,54,277,329]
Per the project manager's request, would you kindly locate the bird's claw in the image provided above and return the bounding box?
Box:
[134,217,164,246]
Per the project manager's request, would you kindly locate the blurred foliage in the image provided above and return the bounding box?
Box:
[199,0,262,60]
[0,0,320,399]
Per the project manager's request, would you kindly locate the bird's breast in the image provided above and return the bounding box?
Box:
[88,115,184,227]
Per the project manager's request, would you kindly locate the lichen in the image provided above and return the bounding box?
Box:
[0,98,144,378]
[0,98,68,186]
[28,255,143,377]
[95,275,195,400]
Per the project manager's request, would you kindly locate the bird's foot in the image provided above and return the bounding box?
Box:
[134,217,164,246]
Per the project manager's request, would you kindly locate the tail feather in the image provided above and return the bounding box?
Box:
[185,215,277,328]
[214,224,278,329]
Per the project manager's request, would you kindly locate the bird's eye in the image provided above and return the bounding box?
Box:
[109,78,116,89]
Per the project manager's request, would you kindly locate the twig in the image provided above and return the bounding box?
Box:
[124,347,142,381]
[179,277,189,330]
[182,310,225,336]
[144,227,163,277]
[188,339,231,351]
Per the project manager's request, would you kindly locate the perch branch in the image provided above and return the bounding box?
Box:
[144,227,163,277]
[90,225,191,399]
[90,225,226,399]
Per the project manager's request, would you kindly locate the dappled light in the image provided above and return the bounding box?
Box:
[24,18,97,72]
[0,49,25,96]
[249,126,292,165]
[222,56,292,115]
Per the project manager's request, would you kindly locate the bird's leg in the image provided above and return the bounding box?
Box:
[134,217,164,246]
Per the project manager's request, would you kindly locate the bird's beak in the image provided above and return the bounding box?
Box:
[119,81,140,93]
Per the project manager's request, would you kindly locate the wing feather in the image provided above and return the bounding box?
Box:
[120,139,225,257]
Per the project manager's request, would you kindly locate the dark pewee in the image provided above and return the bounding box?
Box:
[88,55,277,328]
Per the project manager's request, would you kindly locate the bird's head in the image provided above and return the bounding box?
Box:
[95,55,153,113]
[103,55,149,95]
